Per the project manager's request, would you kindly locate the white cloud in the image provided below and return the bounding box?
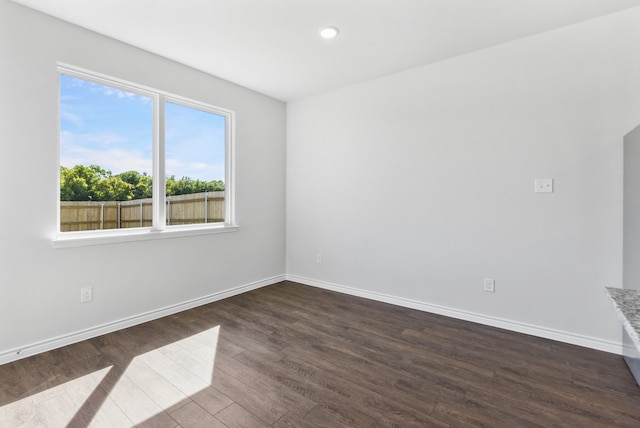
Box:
[71,149,150,175]
[165,158,185,170]
[68,77,85,88]
[61,129,132,147]
[189,162,208,171]
[61,138,152,175]
[85,132,128,146]
[165,158,222,181]
[60,105,84,126]
[87,81,149,103]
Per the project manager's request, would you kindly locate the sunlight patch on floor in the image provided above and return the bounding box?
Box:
[0,326,220,427]
[0,366,113,427]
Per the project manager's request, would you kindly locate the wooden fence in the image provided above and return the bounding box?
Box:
[60,191,225,232]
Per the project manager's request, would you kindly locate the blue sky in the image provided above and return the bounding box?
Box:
[59,74,226,182]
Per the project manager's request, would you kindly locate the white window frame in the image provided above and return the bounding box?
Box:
[53,63,237,248]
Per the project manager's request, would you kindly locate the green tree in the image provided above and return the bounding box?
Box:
[60,170,89,201]
[61,165,223,201]
[117,170,152,199]
[209,180,224,191]
[60,164,104,201]
[171,176,196,196]
[94,176,133,201]
[166,175,177,196]
[134,174,153,199]
[165,176,224,196]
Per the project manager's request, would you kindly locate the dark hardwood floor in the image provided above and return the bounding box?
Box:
[1,280,639,427]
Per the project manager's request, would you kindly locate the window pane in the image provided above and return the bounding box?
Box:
[59,74,153,232]
[165,102,226,226]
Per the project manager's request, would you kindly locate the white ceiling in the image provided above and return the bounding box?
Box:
[11,0,640,101]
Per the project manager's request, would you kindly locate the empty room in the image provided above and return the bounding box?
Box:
[3,0,640,426]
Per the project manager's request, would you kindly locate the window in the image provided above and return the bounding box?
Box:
[55,64,235,246]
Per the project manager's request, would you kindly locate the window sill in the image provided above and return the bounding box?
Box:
[52,224,239,248]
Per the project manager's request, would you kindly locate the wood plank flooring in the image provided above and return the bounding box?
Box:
[1,280,640,427]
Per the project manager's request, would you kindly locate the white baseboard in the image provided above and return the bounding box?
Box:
[2,273,622,365]
[0,275,285,365]
[286,274,623,355]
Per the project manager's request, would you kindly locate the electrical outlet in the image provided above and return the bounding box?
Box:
[80,287,93,303]
[535,178,553,193]
[484,278,495,293]
[316,254,322,264]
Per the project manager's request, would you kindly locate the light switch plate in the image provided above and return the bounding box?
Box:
[535,178,553,193]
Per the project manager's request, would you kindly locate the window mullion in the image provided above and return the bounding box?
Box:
[225,112,234,226]
[153,95,166,230]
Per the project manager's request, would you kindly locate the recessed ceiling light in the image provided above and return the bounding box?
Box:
[319,26,339,39]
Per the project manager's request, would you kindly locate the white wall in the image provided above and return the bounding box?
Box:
[624,123,640,291]
[287,8,640,351]
[0,0,286,359]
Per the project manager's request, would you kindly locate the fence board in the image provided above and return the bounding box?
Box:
[60,191,225,232]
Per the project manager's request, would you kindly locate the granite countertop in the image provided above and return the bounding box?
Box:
[605,287,640,351]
